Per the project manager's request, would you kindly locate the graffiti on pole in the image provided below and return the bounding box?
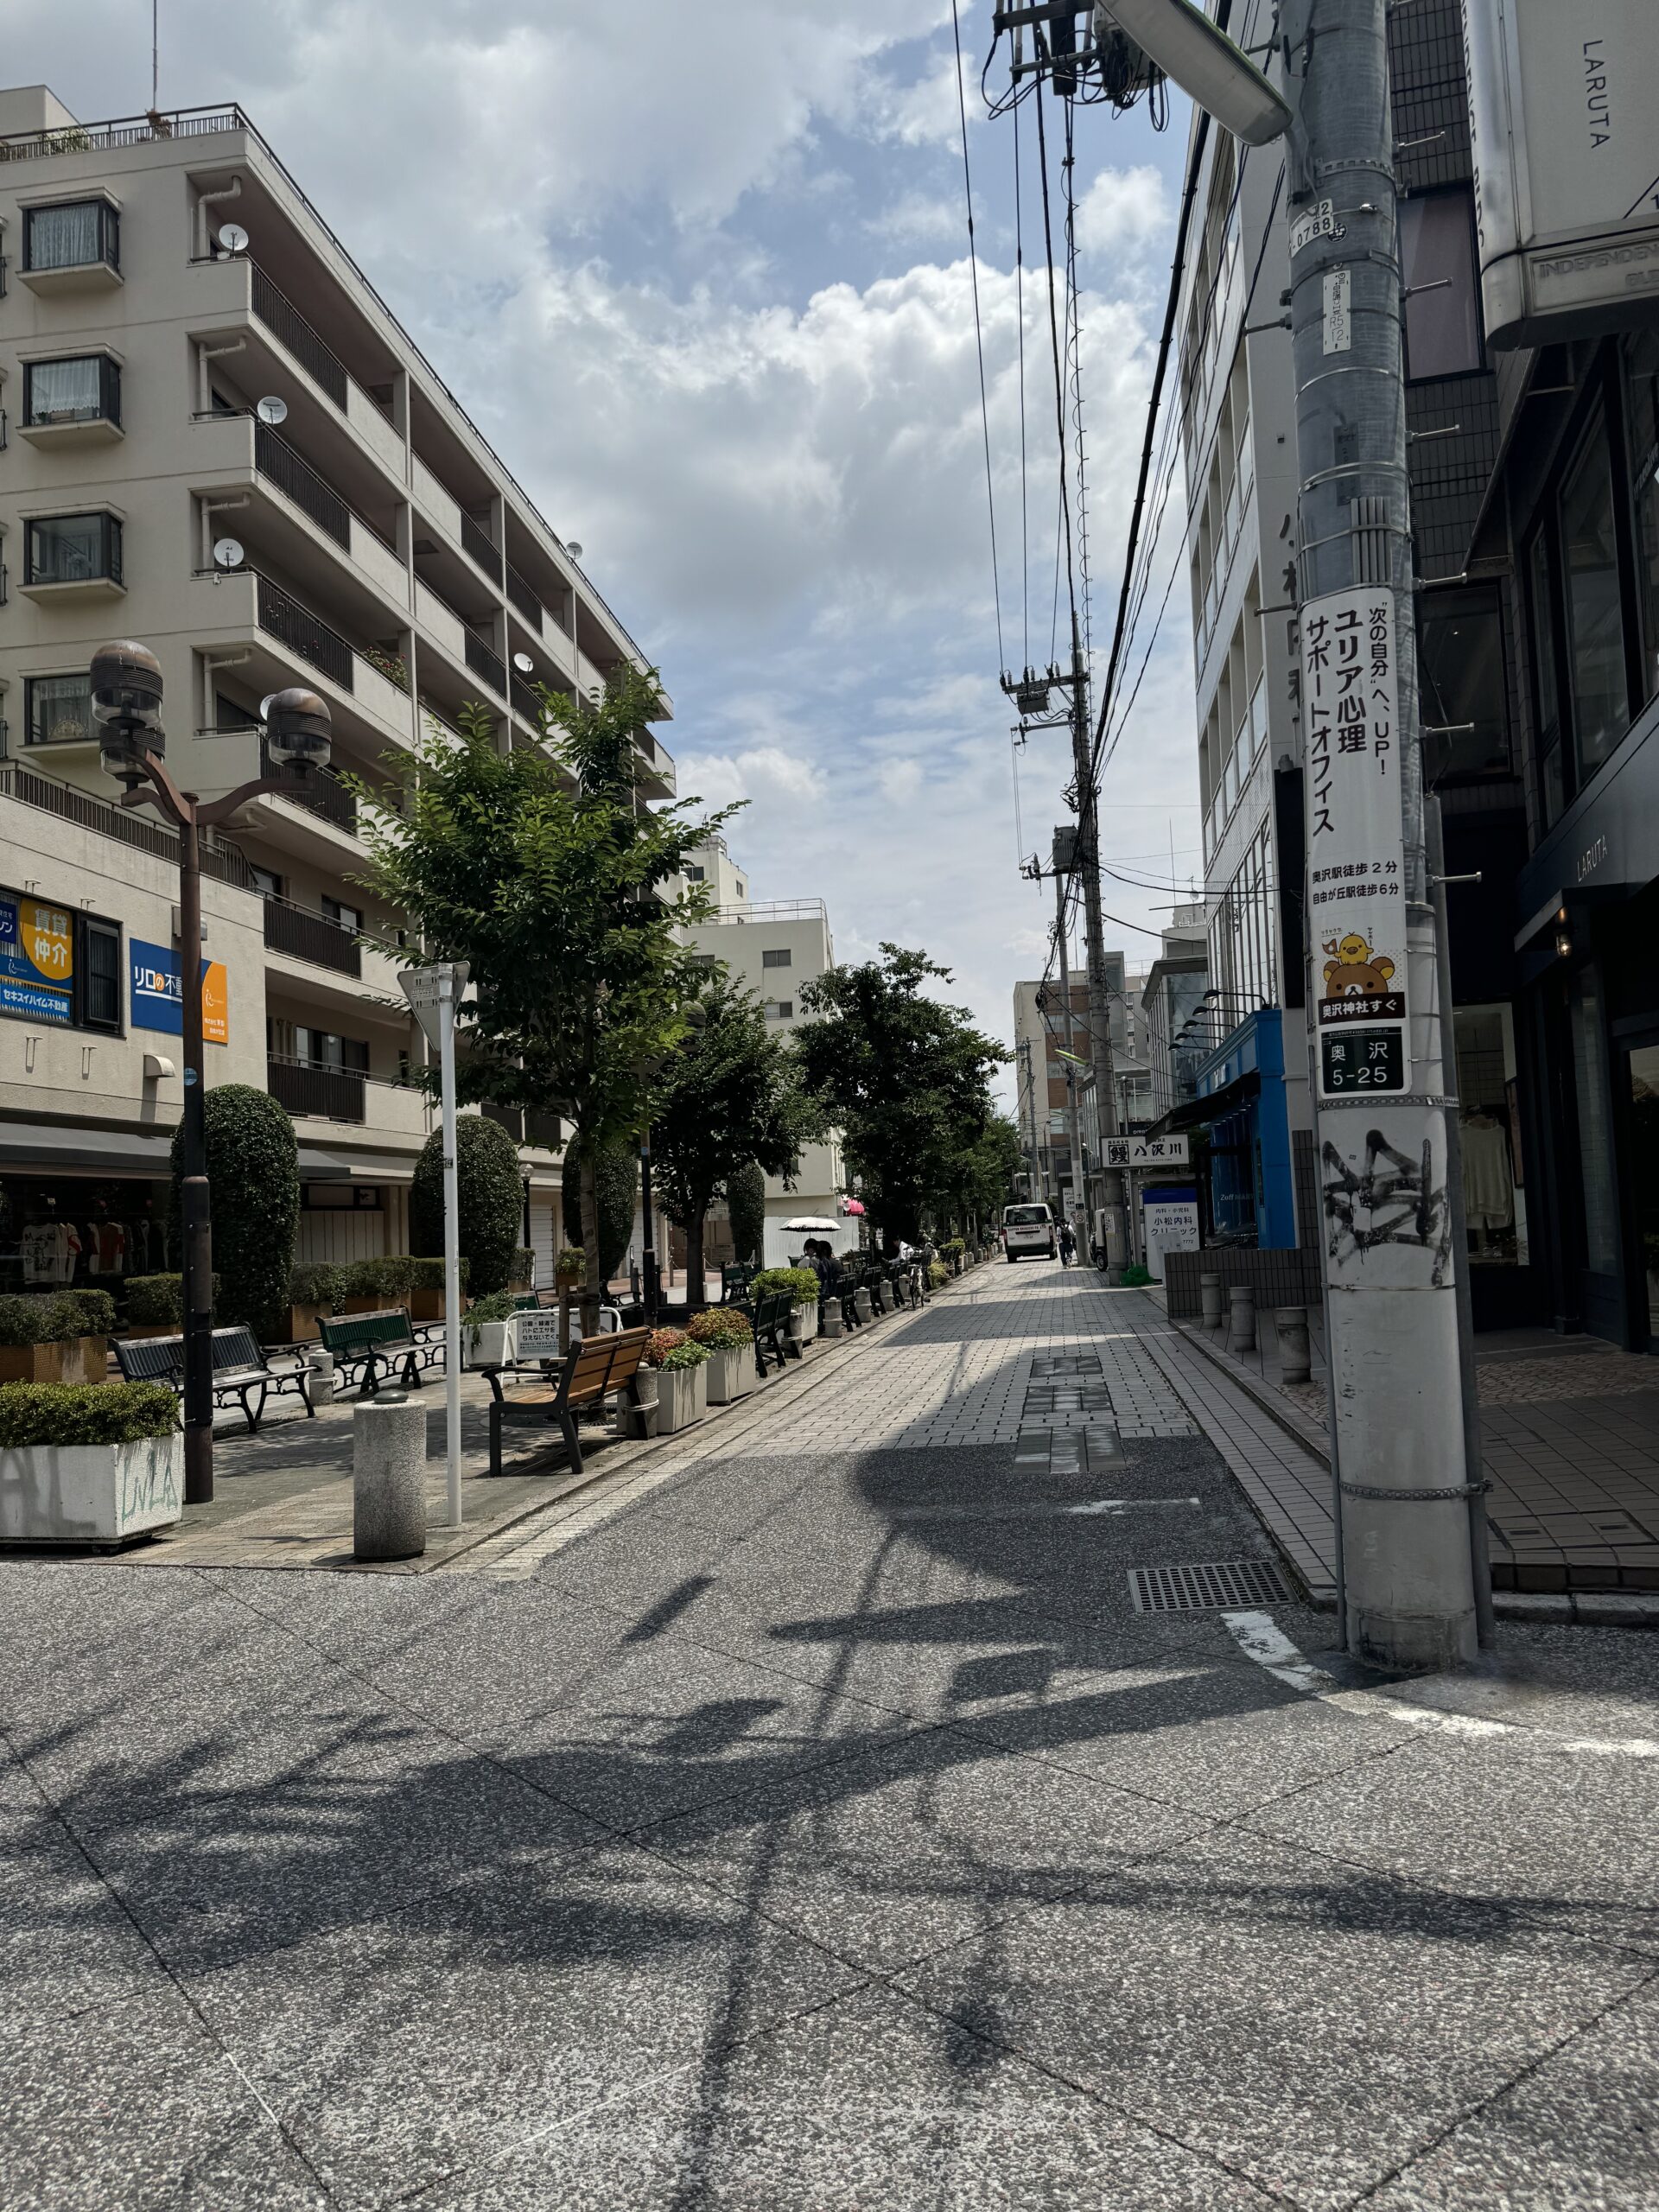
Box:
[1320,1108,1454,1287]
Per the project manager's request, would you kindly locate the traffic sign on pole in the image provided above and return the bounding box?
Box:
[399,963,469,1527]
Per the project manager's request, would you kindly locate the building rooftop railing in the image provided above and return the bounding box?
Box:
[0,103,652,676]
[702,899,828,925]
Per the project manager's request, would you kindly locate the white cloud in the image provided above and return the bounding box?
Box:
[1075,165,1172,257]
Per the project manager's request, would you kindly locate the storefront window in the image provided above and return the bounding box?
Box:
[1420,587,1510,779]
[0,1177,172,1293]
[1570,972,1620,1277]
[1528,531,1566,827]
[1453,1005,1526,1266]
[1624,330,1659,709]
[1560,414,1630,782]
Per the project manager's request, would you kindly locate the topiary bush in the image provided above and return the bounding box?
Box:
[0,1382,179,1448]
[343,1255,414,1304]
[289,1262,348,1312]
[60,1289,118,1338]
[562,1143,639,1287]
[412,1116,523,1296]
[727,1160,766,1266]
[124,1275,184,1328]
[686,1307,753,1349]
[405,1255,472,1294]
[0,1295,79,1347]
[507,1247,534,1291]
[173,1084,299,1339]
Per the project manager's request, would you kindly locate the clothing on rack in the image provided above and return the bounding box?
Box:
[1461,1114,1513,1231]
[21,1219,81,1285]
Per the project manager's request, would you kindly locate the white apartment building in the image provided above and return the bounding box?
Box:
[1177,75,1307,1249]
[683,837,847,1269]
[0,86,673,1288]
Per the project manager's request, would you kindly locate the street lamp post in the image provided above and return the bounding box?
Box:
[90,642,334,1507]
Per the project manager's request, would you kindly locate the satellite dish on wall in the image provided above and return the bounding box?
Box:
[256,395,289,426]
[512,652,534,674]
[218,222,250,255]
[213,537,245,570]
[565,542,583,560]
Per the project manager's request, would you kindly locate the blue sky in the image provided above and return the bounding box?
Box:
[10,2,1205,1077]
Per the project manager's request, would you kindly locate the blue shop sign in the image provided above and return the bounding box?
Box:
[0,893,74,1025]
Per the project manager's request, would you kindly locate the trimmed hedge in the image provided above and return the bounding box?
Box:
[174,1085,299,1338]
[288,1262,347,1311]
[0,1382,179,1448]
[124,1274,183,1328]
[412,1116,523,1297]
[749,1266,819,1306]
[0,1292,116,1347]
[343,1255,414,1302]
[727,1161,766,1266]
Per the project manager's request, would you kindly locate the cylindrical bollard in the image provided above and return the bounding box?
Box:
[1276,1306,1312,1384]
[821,1304,843,1339]
[854,1286,874,1325]
[307,1348,337,1405]
[1200,1274,1224,1330]
[353,1392,427,1560]
[1227,1283,1256,1355]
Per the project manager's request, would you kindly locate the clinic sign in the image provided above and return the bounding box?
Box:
[130,940,230,1045]
[1303,587,1408,1101]
[1463,0,1659,347]
[0,892,74,1024]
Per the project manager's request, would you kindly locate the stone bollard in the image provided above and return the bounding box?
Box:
[1226,1283,1257,1355]
[1276,1307,1312,1384]
[1200,1274,1224,1330]
[353,1392,427,1561]
[306,1348,337,1406]
[854,1286,874,1325]
[821,1304,843,1339]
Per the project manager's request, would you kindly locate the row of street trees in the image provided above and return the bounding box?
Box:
[353,672,1014,1306]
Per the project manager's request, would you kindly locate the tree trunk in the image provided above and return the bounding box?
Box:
[579,1140,603,1336]
[685,1210,706,1314]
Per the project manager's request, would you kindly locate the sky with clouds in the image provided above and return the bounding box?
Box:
[9,3,1205,1084]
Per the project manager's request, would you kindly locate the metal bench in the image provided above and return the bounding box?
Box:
[113,1325,315,1433]
[316,1307,443,1396]
[480,1325,650,1477]
[721,1263,756,1306]
[741,1288,798,1376]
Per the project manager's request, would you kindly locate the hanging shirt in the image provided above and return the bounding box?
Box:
[1462,1119,1513,1231]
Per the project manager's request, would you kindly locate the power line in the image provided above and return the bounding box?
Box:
[1014,96,1030,669]
[950,0,1005,672]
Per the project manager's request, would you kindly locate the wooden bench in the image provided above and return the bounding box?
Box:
[317,1307,443,1396]
[480,1325,650,1477]
[113,1325,315,1433]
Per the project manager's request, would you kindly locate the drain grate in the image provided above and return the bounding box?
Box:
[1128,1559,1289,1614]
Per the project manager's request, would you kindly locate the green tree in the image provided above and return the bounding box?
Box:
[934,1111,1022,1239]
[652,972,820,1302]
[726,1160,767,1266]
[354,672,734,1319]
[794,944,1007,1249]
[561,1141,639,1290]
[410,1115,524,1296]
[172,1084,297,1338]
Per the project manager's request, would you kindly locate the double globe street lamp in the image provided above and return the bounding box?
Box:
[90,640,334,1505]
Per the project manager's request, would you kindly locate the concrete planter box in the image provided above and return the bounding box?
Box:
[0,1433,183,1547]
[0,1338,107,1386]
[464,1319,513,1370]
[656,1363,707,1433]
[704,1345,752,1404]
[282,1302,329,1344]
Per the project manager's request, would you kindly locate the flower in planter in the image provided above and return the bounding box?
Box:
[643,1326,688,1369]
[462,1289,520,1345]
[555,1246,587,1284]
[658,1340,711,1371]
[686,1307,754,1349]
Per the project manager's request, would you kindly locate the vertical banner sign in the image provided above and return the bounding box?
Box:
[1303,587,1408,1100]
[0,893,74,1024]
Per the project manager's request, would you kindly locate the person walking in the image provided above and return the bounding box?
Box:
[1058,1220,1076,1268]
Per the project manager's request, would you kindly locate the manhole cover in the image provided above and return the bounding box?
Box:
[1128,1559,1289,1613]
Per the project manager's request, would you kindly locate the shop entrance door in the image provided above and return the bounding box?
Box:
[1622,1032,1659,1354]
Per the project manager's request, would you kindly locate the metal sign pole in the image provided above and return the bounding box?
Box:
[438,967,462,1529]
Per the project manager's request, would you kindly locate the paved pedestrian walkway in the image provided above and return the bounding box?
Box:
[3,1258,1656,2209]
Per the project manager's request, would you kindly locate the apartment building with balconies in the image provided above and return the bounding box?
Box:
[0,84,673,1281]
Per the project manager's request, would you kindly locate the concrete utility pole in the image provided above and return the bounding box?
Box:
[1051,838,1090,1230]
[1281,0,1482,1668]
[1064,639,1129,1275]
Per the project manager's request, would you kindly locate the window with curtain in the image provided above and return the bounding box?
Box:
[1625,330,1659,709]
[1399,190,1483,380]
[25,674,94,747]
[23,355,118,428]
[23,513,122,586]
[23,200,117,272]
[1560,413,1630,782]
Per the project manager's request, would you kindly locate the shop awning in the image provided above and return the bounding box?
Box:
[0,1122,356,1181]
[1144,1069,1260,1140]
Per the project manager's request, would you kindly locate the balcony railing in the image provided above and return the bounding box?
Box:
[0,762,254,886]
[256,573,355,693]
[465,633,506,696]
[510,673,543,725]
[505,562,543,632]
[263,895,362,976]
[481,1103,563,1149]
[258,744,359,834]
[268,1056,365,1122]
[251,262,348,409]
[461,512,499,580]
[0,105,245,161]
[255,421,349,547]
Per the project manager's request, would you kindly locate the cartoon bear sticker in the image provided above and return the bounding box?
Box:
[1322,932,1396,1000]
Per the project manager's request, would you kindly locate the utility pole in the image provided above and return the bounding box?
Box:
[1063,639,1128,1275]
[1051,838,1089,1230]
[1282,0,1481,1668]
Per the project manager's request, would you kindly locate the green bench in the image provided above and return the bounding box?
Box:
[316,1307,443,1396]
[114,1325,315,1433]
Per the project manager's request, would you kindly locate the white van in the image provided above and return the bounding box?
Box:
[1002,1202,1057,1261]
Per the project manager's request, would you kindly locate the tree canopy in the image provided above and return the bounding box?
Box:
[793,944,1007,1244]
